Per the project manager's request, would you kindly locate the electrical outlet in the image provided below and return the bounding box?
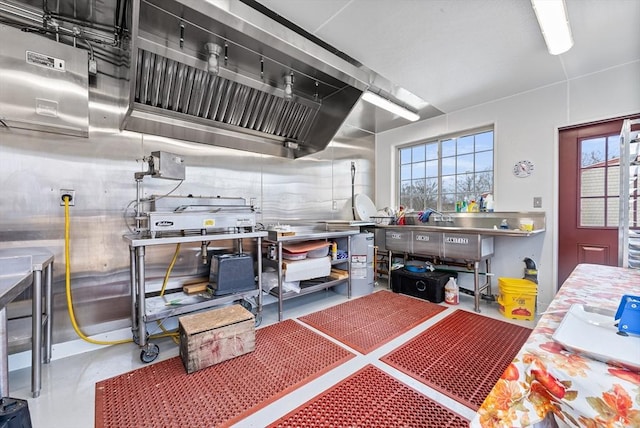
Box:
[332,200,338,211]
[60,189,75,206]
[533,196,542,208]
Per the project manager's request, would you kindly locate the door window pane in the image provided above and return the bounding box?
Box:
[581,168,605,197]
[581,198,605,226]
[581,137,606,167]
[607,166,620,197]
[607,197,619,227]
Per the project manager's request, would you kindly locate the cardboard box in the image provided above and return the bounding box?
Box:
[179,305,255,374]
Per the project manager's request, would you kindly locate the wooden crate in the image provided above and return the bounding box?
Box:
[179,304,255,374]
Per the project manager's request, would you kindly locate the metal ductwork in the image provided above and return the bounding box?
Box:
[123,0,370,158]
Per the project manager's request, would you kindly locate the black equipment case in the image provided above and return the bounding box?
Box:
[391,268,456,303]
[0,397,32,427]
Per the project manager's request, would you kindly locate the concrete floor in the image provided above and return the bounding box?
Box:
[7,284,536,427]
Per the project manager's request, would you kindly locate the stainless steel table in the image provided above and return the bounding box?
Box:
[0,248,54,398]
[266,230,359,321]
[124,231,267,363]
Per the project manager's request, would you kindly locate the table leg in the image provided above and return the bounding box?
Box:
[277,242,283,322]
[387,250,392,289]
[0,308,7,397]
[347,236,352,299]
[44,263,53,364]
[473,261,481,313]
[256,237,262,316]
[136,246,147,347]
[31,269,43,398]
[129,246,138,343]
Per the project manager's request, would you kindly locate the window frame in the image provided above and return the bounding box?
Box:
[397,126,494,212]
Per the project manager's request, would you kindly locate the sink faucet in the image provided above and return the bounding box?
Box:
[425,208,453,223]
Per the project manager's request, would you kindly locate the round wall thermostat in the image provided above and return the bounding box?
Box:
[513,160,534,178]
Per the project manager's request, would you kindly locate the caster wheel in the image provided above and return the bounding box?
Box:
[236,299,253,312]
[254,313,263,327]
[140,343,160,363]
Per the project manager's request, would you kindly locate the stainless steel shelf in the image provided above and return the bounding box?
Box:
[271,278,349,301]
[144,288,260,322]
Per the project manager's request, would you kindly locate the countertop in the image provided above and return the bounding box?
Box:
[375,224,545,237]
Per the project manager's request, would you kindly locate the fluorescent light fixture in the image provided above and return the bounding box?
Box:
[362,91,419,122]
[531,0,574,55]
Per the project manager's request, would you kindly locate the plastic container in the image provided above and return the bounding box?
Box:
[519,219,534,232]
[307,245,330,258]
[485,194,494,212]
[444,277,459,305]
[497,277,537,320]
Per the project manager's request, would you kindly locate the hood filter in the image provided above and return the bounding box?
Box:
[135,49,316,143]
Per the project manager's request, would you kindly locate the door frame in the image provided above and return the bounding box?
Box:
[555,114,640,289]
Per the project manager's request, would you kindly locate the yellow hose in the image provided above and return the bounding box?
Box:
[63,196,176,345]
[157,243,181,344]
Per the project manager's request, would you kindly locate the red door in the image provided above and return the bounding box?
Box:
[558,117,637,286]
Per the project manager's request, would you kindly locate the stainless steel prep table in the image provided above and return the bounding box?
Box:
[266,229,359,321]
[124,231,267,362]
[0,247,54,399]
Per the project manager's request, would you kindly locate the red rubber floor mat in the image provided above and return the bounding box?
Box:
[95,319,354,428]
[298,290,446,354]
[268,364,469,427]
[381,309,532,410]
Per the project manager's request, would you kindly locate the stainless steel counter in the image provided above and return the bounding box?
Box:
[0,248,54,399]
[375,224,545,237]
[123,230,267,363]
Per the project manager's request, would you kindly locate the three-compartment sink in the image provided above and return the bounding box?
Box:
[385,229,495,260]
[381,211,545,260]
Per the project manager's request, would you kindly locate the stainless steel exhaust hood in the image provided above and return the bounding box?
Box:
[122,0,370,158]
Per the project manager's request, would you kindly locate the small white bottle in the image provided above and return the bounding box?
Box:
[444,277,459,305]
[485,194,494,212]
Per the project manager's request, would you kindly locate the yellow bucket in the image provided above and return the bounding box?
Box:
[497,277,537,321]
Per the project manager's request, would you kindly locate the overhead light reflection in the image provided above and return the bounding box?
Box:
[361,91,419,122]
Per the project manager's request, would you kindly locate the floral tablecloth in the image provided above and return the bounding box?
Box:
[470,264,640,427]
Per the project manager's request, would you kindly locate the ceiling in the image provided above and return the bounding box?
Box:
[254,0,640,133]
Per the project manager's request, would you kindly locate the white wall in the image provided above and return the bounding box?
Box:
[375,61,640,311]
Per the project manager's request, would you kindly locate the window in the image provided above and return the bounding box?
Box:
[579,134,620,227]
[398,128,494,211]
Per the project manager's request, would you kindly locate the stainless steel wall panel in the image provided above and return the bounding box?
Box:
[0,48,374,353]
[0,23,89,137]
